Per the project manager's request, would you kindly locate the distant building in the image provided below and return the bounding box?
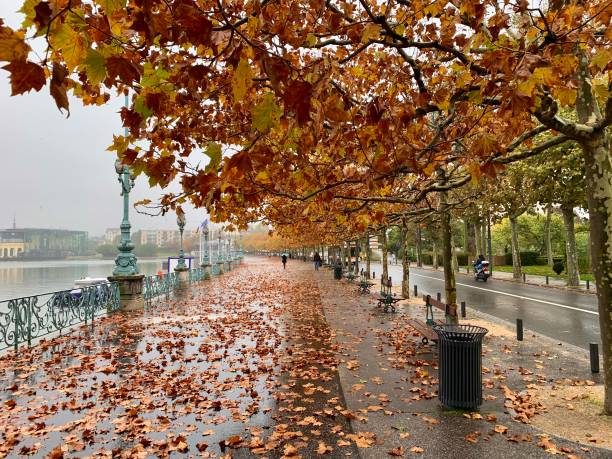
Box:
[0,228,88,259]
[104,228,121,244]
[134,229,199,247]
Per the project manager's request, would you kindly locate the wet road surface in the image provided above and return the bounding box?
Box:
[369,263,600,350]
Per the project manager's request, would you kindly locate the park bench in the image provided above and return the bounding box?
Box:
[358,272,374,294]
[406,294,458,344]
[376,277,401,313]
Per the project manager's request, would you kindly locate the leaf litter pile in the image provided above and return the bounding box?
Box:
[1,258,610,458]
[0,260,362,458]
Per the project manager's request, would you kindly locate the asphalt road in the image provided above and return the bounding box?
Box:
[368,262,600,350]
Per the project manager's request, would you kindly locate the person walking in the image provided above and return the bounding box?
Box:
[313,252,322,271]
[281,254,287,269]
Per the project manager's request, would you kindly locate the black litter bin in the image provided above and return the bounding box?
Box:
[433,324,488,410]
[334,264,343,280]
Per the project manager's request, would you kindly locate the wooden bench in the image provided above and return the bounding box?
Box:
[357,273,374,294]
[406,294,458,344]
[376,277,401,313]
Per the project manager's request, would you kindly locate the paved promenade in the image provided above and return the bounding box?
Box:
[0,257,610,458]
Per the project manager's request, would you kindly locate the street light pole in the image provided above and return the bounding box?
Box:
[112,160,139,276]
[201,222,211,279]
[176,213,187,270]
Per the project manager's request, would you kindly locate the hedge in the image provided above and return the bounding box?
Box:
[504,251,541,266]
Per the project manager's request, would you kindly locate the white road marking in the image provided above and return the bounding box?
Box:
[409,272,599,316]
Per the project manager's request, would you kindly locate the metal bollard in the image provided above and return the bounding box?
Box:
[516,319,523,341]
[461,301,466,318]
[590,343,600,373]
[522,273,526,283]
[437,292,441,302]
[586,279,590,290]
[414,284,418,297]
[546,275,549,285]
[373,271,375,279]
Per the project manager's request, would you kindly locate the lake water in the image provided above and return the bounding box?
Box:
[0,258,166,301]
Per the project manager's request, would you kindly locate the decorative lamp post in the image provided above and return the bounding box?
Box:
[174,212,189,290]
[107,159,145,310]
[217,231,225,274]
[112,160,138,276]
[201,221,211,279]
[227,235,233,271]
[176,212,187,270]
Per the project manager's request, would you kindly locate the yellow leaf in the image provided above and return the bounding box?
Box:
[0,27,30,61]
[232,58,252,102]
[361,24,380,43]
[50,24,87,71]
[592,49,612,71]
[306,33,317,47]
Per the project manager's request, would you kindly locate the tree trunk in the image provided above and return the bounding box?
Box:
[401,222,410,298]
[463,218,469,253]
[366,235,371,279]
[347,241,353,273]
[481,219,487,257]
[545,202,554,266]
[561,205,581,287]
[354,240,360,274]
[441,193,458,323]
[416,226,423,267]
[452,233,459,273]
[581,135,612,414]
[432,240,438,270]
[510,215,522,279]
[474,220,482,262]
[381,228,388,280]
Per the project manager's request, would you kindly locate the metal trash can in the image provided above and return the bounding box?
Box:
[433,324,488,410]
[334,264,343,280]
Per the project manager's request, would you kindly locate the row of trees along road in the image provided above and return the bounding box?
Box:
[1,0,611,413]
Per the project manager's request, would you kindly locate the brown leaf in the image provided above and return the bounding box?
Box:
[50,63,69,115]
[2,60,46,95]
[316,441,333,454]
[388,446,404,456]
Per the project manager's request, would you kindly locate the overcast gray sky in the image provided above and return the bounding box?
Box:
[0,4,205,237]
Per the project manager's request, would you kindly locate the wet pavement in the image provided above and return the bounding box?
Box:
[316,262,610,458]
[369,262,600,350]
[0,257,609,458]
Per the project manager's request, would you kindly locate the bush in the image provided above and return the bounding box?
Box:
[578,256,591,273]
[456,252,469,266]
[535,256,563,266]
[504,251,541,266]
[552,261,565,275]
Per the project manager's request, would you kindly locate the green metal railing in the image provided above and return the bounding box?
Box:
[189,268,205,282]
[0,283,121,351]
[143,272,179,302]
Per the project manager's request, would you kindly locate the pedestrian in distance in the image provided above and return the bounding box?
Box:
[313,252,322,271]
[281,254,287,269]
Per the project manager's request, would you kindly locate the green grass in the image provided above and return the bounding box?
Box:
[464,264,594,282]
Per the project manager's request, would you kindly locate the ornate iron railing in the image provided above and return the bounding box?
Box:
[189,268,204,282]
[0,283,120,351]
[143,272,181,302]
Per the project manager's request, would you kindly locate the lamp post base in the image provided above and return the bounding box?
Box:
[200,263,212,279]
[107,274,145,311]
[175,266,189,290]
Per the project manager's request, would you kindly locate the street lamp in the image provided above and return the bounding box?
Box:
[112,159,139,276]
[176,212,187,270]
